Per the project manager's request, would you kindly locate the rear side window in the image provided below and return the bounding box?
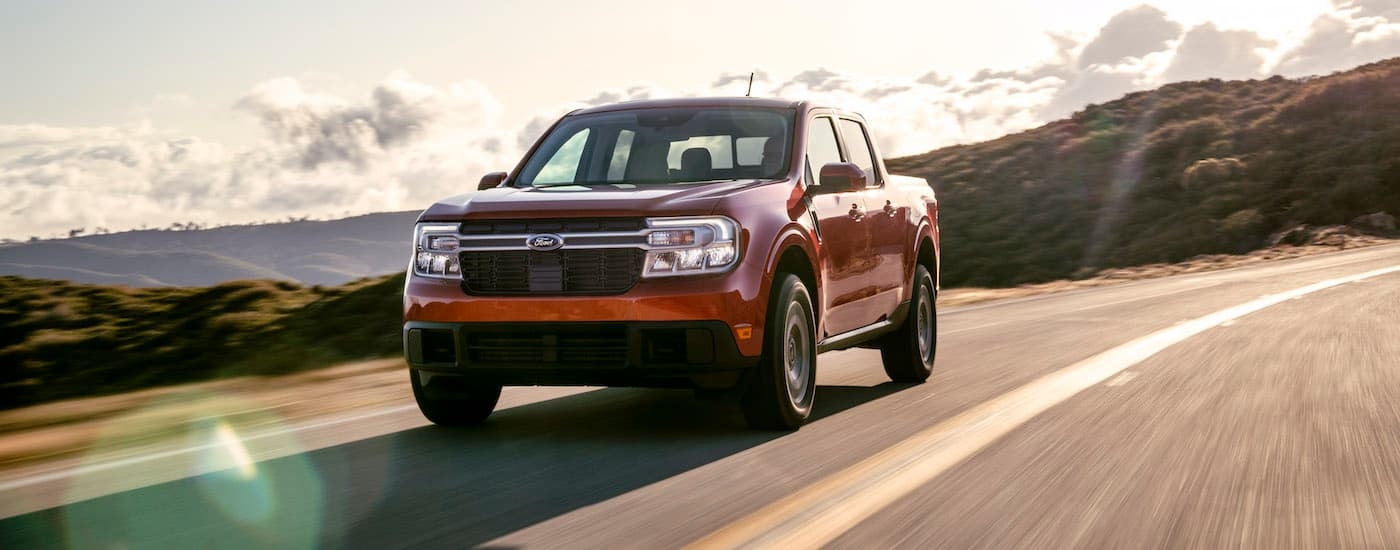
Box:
[805,117,841,186]
[667,136,734,170]
[735,137,770,166]
[839,119,878,185]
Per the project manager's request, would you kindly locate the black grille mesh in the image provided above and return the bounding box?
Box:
[465,326,629,365]
[460,248,644,295]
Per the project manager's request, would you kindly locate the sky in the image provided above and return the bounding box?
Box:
[2,0,1399,239]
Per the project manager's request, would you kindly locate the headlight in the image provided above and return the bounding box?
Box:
[642,216,740,278]
[411,223,461,278]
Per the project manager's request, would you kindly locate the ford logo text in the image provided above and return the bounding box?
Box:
[527,234,564,251]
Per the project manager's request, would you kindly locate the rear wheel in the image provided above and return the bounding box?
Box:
[880,264,937,383]
[742,274,817,430]
[410,370,502,426]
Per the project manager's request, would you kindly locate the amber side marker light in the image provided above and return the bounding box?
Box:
[735,325,753,340]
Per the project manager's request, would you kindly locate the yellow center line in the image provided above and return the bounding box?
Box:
[688,265,1400,549]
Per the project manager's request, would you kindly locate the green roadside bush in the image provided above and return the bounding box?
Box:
[0,273,405,410]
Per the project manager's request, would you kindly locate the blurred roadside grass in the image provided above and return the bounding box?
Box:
[0,273,405,411]
[2,236,1393,413]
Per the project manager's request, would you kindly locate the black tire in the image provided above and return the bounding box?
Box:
[410,370,502,426]
[880,264,937,383]
[742,274,817,430]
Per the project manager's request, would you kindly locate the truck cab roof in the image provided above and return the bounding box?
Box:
[569,97,807,116]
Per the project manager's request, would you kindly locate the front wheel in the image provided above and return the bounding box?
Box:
[410,370,502,426]
[743,274,817,430]
[880,264,937,383]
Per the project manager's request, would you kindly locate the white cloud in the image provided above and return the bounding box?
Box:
[1163,24,1275,82]
[0,123,146,150]
[4,2,1400,240]
[1274,2,1400,75]
[1,73,517,239]
[1336,0,1400,19]
[1077,5,1183,68]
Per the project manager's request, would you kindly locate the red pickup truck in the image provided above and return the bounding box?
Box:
[403,97,940,429]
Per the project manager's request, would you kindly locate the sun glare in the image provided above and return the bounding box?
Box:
[214,421,257,480]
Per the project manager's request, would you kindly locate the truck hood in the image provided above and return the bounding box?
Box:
[417,179,777,221]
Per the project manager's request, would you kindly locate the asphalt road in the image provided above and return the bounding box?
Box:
[3,243,1400,549]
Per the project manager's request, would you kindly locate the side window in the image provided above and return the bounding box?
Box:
[533,128,590,184]
[606,129,634,181]
[805,117,841,186]
[839,119,878,185]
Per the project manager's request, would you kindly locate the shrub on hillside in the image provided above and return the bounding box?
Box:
[888,57,1400,287]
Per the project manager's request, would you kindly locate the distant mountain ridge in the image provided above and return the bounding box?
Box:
[0,211,420,287]
[888,57,1400,287]
[8,57,1399,290]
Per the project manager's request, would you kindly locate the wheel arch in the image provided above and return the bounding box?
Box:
[773,243,820,326]
[913,220,941,292]
[762,226,820,326]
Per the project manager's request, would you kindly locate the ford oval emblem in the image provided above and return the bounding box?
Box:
[527,233,564,251]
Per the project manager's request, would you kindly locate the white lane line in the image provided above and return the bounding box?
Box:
[0,404,421,493]
[689,264,1400,549]
[1104,372,1138,387]
[941,281,1221,335]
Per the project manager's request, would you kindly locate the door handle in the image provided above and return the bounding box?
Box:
[848,203,866,221]
[883,201,897,217]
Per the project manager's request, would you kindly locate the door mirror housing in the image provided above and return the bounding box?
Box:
[478,172,508,190]
[816,162,867,193]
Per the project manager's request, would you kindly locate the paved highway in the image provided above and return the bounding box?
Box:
[3,243,1400,549]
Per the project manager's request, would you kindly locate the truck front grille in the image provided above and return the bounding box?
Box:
[459,248,644,295]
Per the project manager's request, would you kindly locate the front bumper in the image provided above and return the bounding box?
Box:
[403,255,772,358]
[404,320,759,389]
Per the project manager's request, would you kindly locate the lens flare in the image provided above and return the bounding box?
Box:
[213,421,257,480]
[60,391,326,549]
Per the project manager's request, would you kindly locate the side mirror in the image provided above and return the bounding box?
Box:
[817,162,867,193]
[478,172,508,190]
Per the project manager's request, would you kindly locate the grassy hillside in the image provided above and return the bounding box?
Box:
[7,58,1400,409]
[0,211,419,288]
[889,57,1400,287]
[0,273,404,410]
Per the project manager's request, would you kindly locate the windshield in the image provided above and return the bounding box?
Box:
[515,107,793,187]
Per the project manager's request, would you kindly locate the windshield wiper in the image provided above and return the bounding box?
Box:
[529,182,600,188]
[529,179,739,188]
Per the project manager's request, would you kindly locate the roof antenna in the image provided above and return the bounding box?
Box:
[746,72,755,97]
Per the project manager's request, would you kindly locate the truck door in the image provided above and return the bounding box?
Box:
[837,118,905,317]
[804,116,880,337]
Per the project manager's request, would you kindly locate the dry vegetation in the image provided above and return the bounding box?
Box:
[0,274,405,410]
[889,57,1400,288]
